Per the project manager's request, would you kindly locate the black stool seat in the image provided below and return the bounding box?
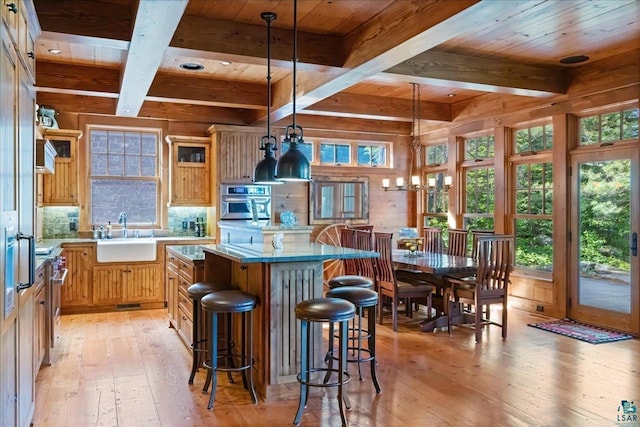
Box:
[328,275,373,289]
[295,297,356,322]
[187,281,229,300]
[326,287,378,308]
[201,289,257,313]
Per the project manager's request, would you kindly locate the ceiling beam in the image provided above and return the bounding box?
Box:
[37,92,252,125]
[171,15,343,68]
[266,0,491,124]
[306,93,451,122]
[116,0,188,116]
[385,51,568,97]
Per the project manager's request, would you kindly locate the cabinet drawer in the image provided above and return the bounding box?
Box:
[178,260,195,283]
[167,253,180,271]
[178,275,193,300]
[178,288,193,321]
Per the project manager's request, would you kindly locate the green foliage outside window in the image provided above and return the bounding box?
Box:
[357,144,386,167]
[515,163,553,215]
[426,143,448,165]
[515,219,553,270]
[515,124,553,153]
[464,135,494,160]
[580,108,639,145]
[465,168,494,213]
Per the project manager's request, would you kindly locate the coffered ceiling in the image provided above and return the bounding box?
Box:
[33,0,640,135]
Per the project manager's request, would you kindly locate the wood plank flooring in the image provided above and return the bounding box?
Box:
[33,307,640,426]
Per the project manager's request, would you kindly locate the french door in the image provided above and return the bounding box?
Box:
[569,147,639,334]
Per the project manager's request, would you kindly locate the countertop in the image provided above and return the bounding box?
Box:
[166,244,207,261]
[217,221,313,232]
[201,242,378,264]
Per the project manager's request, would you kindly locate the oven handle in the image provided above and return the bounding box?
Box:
[52,268,68,285]
[17,233,35,290]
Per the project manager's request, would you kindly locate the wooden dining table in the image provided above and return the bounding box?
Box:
[392,249,477,332]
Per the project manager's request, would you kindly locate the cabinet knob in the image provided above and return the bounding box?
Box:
[27,51,35,59]
[240,265,248,271]
[40,300,46,305]
[7,3,17,13]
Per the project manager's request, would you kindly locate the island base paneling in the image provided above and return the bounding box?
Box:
[204,252,325,402]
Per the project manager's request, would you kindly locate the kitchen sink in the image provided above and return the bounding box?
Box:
[96,238,157,263]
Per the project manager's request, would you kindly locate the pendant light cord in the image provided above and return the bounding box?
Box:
[292,0,298,130]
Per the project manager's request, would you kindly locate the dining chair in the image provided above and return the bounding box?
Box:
[423,227,443,254]
[446,228,468,257]
[373,232,434,332]
[470,229,494,260]
[353,229,375,280]
[340,228,358,275]
[446,234,513,343]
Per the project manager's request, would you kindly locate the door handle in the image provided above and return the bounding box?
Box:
[17,233,35,290]
[631,232,637,257]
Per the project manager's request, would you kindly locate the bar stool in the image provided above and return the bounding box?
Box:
[324,286,381,394]
[186,281,231,385]
[328,274,373,289]
[294,297,356,427]
[201,289,258,409]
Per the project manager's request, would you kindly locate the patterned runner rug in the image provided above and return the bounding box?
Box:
[528,318,633,344]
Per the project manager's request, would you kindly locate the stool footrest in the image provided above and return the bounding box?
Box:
[297,368,351,389]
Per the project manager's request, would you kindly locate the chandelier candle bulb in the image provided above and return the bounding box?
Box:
[428,177,436,187]
[382,178,390,188]
[411,175,420,186]
[396,177,404,187]
[444,175,453,187]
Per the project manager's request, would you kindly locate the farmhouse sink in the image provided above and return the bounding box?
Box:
[96,238,157,263]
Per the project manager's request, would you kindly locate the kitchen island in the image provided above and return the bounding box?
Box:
[200,242,378,401]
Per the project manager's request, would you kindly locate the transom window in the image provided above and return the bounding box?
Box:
[464,135,494,161]
[89,127,160,226]
[357,143,387,167]
[320,142,350,165]
[580,108,639,145]
[515,124,553,153]
[285,137,390,168]
[425,143,448,165]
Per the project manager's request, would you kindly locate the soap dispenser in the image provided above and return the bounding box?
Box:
[92,225,98,240]
[106,221,112,239]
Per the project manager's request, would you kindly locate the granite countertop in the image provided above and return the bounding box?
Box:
[37,236,214,247]
[201,242,378,264]
[166,244,207,261]
[217,220,313,232]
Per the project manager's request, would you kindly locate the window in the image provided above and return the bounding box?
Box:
[357,143,387,167]
[425,143,448,165]
[320,142,350,165]
[89,127,160,226]
[425,172,449,214]
[513,162,553,273]
[515,124,553,153]
[580,108,639,145]
[463,167,495,230]
[464,135,494,161]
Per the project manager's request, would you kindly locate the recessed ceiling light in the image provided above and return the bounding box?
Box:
[48,49,62,54]
[220,61,232,66]
[559,55,590,65]
[179,62,204,71]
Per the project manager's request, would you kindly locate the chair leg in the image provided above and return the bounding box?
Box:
[475,305,482,343]
[502,302,508,339]
[189,301,200,384]
[207,313,219,409]
[392,297,399,332]
[293,320,308,426]
[368,306,381,394]
[323,322,335,384]
[338,320,350,427]
[247,311,258,404]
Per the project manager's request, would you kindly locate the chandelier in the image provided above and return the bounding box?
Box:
[382,83,451,191]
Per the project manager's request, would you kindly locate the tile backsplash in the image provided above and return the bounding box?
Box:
[43,207,79,239]
[168,207,209,237]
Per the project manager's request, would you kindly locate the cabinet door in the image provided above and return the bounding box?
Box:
[92,265,124,305]
[170,140,211,205]
[219,132,263,183]
[1,323,17,427]
[18,290,35,427]
[126,264,162,303]
[43,130,81,206]
[61,246,93,308]
[166,265,178,326]
[34,285,46,372]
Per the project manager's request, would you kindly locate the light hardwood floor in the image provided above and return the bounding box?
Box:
[33,307,639,426]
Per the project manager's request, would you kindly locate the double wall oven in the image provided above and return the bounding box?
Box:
[220,184,271,221]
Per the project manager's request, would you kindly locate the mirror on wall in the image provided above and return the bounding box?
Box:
[309,176,369,225]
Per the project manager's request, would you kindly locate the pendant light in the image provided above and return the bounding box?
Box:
[253,11,283,185]
[275,0,311,182]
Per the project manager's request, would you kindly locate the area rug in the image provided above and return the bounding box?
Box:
[528,318,633,344]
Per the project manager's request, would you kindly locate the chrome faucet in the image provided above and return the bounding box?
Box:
[118,212,127,238]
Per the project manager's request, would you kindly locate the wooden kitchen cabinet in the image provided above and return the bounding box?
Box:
[61,245,93,309]
[92,263,162,307]
[43,128,82,205]
[166,135,212,206]
[209,126,264,183]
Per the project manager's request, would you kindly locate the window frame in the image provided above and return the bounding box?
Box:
[87,125,162,228]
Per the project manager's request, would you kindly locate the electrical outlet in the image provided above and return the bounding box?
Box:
[69,221,77,231]
[536,305,544,312]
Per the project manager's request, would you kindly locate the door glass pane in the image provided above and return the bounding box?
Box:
[578,159,631,313]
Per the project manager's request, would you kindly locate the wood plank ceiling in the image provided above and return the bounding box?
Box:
[33,0,640,135]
